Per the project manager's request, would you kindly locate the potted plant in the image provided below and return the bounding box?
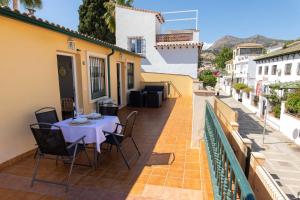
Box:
[253,95,259,107]
[233,83,247,102]
[243,87,252,98]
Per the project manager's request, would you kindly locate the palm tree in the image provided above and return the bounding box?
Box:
[103,0,133,33]
[0,0,42,11]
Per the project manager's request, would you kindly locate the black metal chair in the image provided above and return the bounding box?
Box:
[30,123,92,191]
[98,103,119,116]
[35,107,59,126]
[103,111,141,169]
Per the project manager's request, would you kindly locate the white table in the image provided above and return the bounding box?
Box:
[54,116,120,153]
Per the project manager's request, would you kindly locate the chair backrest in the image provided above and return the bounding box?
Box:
[35,107,59,125]
[122,111,138,138]
[30,123,70,156]
[98,103,119,116]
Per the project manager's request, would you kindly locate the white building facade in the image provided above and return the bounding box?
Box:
[254,42,300,93]
[115,5,202,79]
[232,43,264,87]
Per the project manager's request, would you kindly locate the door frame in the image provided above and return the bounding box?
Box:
[116,62,123,107]
[56,52,79,112]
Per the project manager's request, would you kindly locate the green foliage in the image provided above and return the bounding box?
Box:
[243,87,252,94]
[78,0,115,44]
[199,70,217,87]
[286,92,300,115]
[0,0,10,6]
[20,0,42,8]
[273,104,281,118]
[214,47,233,69]
[0,0,42,9]
[264,90,281,107]
[103,0,133,33]
[233,83,247,93]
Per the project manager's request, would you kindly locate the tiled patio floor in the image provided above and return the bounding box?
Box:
[0,97,213,200]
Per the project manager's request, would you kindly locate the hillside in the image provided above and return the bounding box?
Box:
[207,35,286,52]
[200,35,287,68]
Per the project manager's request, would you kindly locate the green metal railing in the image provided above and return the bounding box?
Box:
[204,101,255,200]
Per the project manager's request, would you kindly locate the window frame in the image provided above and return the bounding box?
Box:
[264,66,269,75]
[258,66,262,75]
[284,63,292,75]
[86,52,108,102]
[128,37,146,55]
[297,63,300,76]
[126,62,135,91]
[271,65,277,75]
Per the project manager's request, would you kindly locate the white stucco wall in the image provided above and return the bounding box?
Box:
[255,54,300,87]
[115,6,199,78]
[233,57,257,87]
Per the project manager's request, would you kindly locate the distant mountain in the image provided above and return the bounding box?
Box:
[207,34,286,52]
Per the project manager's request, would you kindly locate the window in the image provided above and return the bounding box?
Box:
[128,37,145,55]
[284,63,292,75]
[271,65,277,75]
[240,48,263,55]
[258,66,262,75]
[89,56,106,100]
[264,66,269,75]
[127,63,134,90]
[297,63,300,75]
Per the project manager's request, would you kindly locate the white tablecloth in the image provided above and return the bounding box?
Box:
[54,116,120,152]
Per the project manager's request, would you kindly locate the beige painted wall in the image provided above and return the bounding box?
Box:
[141,72,194,97]
[0,16,141,163]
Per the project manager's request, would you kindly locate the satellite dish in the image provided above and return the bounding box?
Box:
[292,128,299,140]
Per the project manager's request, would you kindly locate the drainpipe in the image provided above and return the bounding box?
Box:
[107,49,115,98]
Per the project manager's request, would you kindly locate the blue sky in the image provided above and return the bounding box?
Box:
[20,0,300,43]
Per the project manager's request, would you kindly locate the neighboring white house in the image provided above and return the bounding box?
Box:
[115,5,202,79]
[220,59,233,95]
[232,43,264,87]
[254,41,300,93]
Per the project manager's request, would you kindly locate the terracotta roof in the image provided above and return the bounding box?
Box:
[254,43,300,61]
[116,4,165,24]
[0,6,143,58]
[155,41,203,48]
[235,43,264,49]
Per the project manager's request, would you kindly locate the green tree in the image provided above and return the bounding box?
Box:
[103,0,133,33]
[199,70,217,87]
[214,47,233,69]
[0,0,42,10]
[78,0,115,44]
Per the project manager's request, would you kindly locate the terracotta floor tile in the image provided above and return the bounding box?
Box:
[165,177,183,188]
[168,169,184,178]
[0,98,213,199]
[147,175,166,186]
[151,168,169,176]
[183,178,202,190]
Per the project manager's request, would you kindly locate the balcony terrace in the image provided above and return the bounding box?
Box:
[0,97,213,200]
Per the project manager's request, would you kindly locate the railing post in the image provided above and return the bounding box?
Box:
[243,138,252,178]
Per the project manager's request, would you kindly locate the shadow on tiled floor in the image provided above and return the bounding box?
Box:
[0,97,213,200]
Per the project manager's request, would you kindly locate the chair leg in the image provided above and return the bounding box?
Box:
[116,144,130,169]
[33,149,38,159]
[65,145,78,192]
[31,152,41,187]
[131,138,141,156]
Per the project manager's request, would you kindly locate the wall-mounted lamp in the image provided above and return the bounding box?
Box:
[67,37,76,50]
